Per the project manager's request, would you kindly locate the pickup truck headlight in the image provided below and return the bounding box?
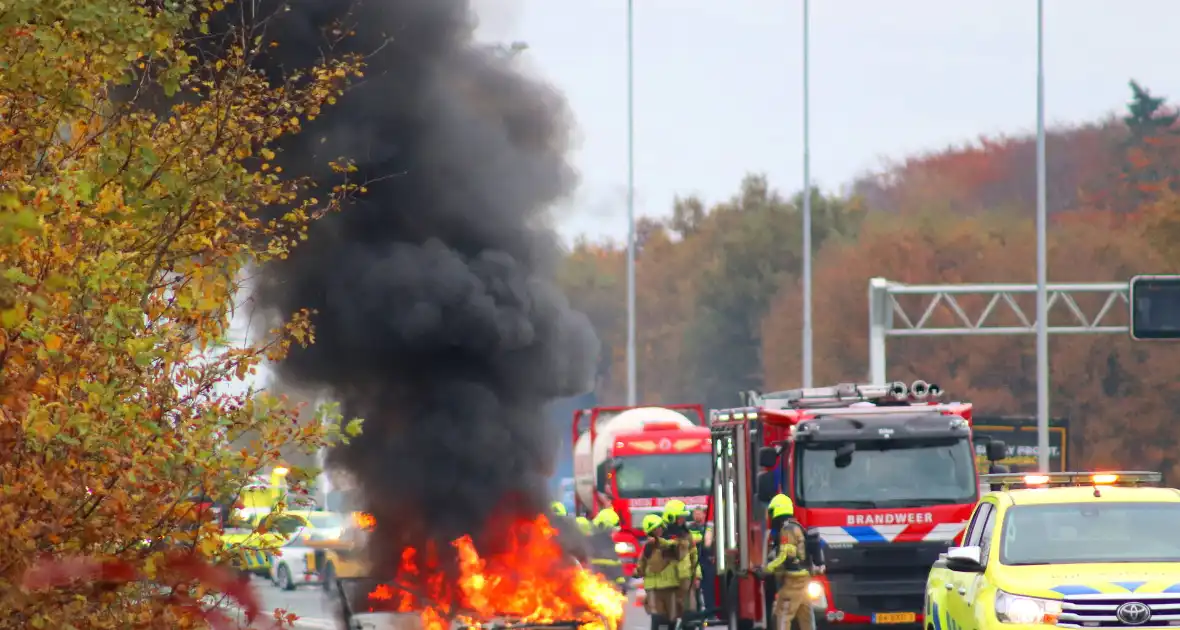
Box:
[615,542,636,555]
[995,590,1062,624]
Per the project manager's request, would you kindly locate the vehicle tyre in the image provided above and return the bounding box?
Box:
[277,564,296,591]
[321,562,336,593]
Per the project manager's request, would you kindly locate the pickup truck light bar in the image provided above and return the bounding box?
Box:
[739,380,944,410]
[980,471,1162,488]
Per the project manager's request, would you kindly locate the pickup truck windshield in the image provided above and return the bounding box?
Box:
[795,438,977,508]
[1001,502,1180,565]
[615,453,712,499]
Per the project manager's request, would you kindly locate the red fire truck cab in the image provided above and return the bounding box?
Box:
[708,381,1007,630]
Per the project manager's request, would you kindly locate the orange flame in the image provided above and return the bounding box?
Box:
[354,511,377,531]
[367,515,624,630]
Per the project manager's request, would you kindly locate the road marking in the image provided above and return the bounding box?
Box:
[292,618,337,629]
[216,608,338,629]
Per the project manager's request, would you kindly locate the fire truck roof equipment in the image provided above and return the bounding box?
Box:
[738,380,944,410]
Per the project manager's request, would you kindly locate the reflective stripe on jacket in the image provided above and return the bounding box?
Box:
[766,520,809,578]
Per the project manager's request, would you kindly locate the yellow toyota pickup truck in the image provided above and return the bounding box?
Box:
[925,471,1177,630]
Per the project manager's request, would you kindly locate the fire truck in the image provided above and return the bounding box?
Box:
[708,381,1008,630]
[572,404,710,579]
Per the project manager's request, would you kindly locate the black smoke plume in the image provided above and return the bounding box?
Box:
[246,0,599,571]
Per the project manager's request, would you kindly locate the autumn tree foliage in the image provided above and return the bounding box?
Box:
[850,81,1180,218]
[682,177,863,408]
[560,176,862,408]
[762,211,1179,476]
[562,80,1180,476]
[0,1,362,627]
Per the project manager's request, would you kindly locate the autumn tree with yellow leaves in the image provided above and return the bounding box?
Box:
[0,1,363,627]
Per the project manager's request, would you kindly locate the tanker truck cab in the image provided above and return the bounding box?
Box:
[572,404,710,578]
[710,381,1008,630]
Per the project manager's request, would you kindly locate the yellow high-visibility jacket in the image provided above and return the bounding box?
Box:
[635,537,680,589]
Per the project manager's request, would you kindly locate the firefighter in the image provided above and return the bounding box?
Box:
[765,496,814,630]
[588,508,626,590]
[762,493,792,618]
[689,508,716,611]
[661,500,700,615]
[636,514,680,630]
[765,494,792,562]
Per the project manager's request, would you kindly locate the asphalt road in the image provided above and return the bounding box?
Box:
[227,576,651,630]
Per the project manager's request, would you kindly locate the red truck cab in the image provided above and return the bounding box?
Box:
[708,381,1007,630]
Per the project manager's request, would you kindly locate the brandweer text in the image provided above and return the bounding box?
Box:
[846,512,934,526]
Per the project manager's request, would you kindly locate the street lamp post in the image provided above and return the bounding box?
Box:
[625,0,637,406]
[801,0,813,388]
[1034,0,1049,472]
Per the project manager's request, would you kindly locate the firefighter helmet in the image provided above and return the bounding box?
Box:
[768,494,791,514]
[662,499,688,521]
[769,495,795,519]
[593,508,620,528]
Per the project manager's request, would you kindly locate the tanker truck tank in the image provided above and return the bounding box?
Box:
[572,407,698,515]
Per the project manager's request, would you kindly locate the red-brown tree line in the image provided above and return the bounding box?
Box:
[559,81,1180,479]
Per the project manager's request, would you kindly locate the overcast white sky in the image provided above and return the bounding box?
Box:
[228,0,1180,393]
[472,0,1180,243]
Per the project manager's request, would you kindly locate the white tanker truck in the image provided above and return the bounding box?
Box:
[570,404,711,579]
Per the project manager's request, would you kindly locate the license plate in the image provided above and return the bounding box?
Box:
[873,612,917,624]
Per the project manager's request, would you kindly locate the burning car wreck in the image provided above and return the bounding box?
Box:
[332,515,624,630]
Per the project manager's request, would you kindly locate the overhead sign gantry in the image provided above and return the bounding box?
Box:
[865,277,1180,383]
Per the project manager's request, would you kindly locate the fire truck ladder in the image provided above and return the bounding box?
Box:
[867,278,1129,382]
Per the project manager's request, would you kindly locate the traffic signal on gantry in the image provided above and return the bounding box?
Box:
[1130,275,1180,340]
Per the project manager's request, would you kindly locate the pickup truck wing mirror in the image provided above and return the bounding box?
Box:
[945,546,984,573]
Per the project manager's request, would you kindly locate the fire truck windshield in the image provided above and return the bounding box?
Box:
[794,437,976,508]
[614,453,712,499]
